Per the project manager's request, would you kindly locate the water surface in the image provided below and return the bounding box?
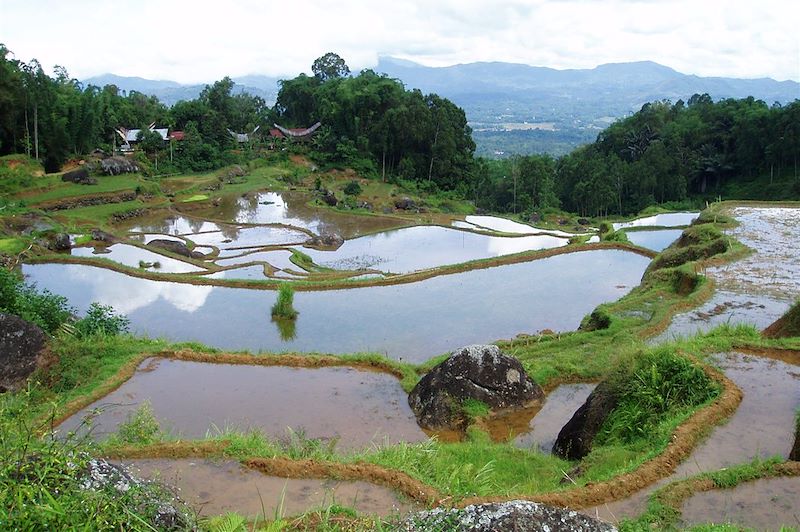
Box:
[119,458,414,517]
[24,249,649,361]
[302,225,569,273]
[59,358,427,450]
[624,229,683,252]
[514,384,597,452]
[612,212,698,230]
[71,244,205,273]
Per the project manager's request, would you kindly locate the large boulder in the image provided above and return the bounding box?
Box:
[61,167,97,185]
[402,500,616,531]
[304,232,344,250]
[146,239,204,259]
[553,381,617,460]
[0,313,48,393]
[49,232,72,251]
[408,345,544,430]
[394,196,417,211]
[100,157,139,175]
[319,189,338,207]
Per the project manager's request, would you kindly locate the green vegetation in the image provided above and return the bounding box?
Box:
[271,283,298,320]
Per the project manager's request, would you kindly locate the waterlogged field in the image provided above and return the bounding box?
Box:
[24,249,649,361]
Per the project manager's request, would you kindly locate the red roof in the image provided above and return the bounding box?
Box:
[169,131,185,141]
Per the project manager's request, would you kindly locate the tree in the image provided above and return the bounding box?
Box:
[311,53,350,82]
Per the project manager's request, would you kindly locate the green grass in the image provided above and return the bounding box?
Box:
[181,193,209,202]
[19,174,144,204]
[271,283,298,320]
[0,237,28,254]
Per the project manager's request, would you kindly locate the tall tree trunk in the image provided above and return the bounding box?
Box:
[24,106,30,157]
[382,148,386,182]
[33,103,39,161]
[427,120,440,183]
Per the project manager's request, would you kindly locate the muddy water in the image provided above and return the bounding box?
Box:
[624,229,683,252]
[23,250,648,362]
[514,384,596,452]
[193,191,407,239]
[215,250,297,271]
[187,226,309,249]
[585,351,800,524]
[680,476,800,530]
[612,212,698,230]
[71,244,206,274]
[656,207,800,341]
[59,358,427,450]
[302,225,569,274]
[119,458,415,517]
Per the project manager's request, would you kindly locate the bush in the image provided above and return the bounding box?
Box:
[0,268,74,334]
[271,284,298,320]
[343,180,362,196]
[596,349,719,445]
[74,303,130,337]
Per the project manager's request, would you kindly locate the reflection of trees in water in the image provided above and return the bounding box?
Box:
[272,317,297,341]
[218,224,242,242]
[187,217,207,234]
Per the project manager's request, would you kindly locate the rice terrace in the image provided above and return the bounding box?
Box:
[1,8,799,531]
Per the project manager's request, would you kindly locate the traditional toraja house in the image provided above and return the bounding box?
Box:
[114,123,171,152]
[269,122,322,141]
[227,125,260,143]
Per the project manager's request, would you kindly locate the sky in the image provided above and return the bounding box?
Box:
[2,0,799,83]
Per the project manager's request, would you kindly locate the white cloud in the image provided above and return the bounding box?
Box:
[1,0,798,82]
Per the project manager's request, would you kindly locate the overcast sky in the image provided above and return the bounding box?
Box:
[2,0,798,83]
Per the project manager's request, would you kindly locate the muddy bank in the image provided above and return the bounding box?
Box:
[119,458,415,518]
[58,358,427,451]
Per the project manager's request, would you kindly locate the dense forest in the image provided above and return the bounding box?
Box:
[1,45,798,216]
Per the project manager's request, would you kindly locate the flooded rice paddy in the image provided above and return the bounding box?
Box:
[612,211,698,230]
[586,350,800,524]
[655,207,800,342]
[59,358,427,450]
[24,249,649,362]
[680,476,800,530]
[623,229,683,252]
[118,458,414,518]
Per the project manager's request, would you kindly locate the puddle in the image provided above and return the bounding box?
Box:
[680,476,800,530]
[656,207,800,341]
[612,212,698,230]
[624,229,683,252]
[513,384,597,452]
[585,350,800,523]
[118,458,415,518]
[24,249,649,362]
[194,191,407,239]
[302,225,569,273]
[120,215,225,236]
[71,244,206,274]
[58,358,427,450]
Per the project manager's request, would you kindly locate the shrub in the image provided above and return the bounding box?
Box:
[597,348,719,445]
[112,401,162,445]
[343,180,362,196]
[271,284,298,320]
[74,303,129,337]
[0,268,74,334]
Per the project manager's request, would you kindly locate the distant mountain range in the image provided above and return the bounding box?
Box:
[82,73,281,107]
[84,59,799,157]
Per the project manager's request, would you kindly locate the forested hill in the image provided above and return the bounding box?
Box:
[82,58,799,157]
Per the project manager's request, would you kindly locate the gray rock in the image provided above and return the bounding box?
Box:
[553,380,617,460]
[100,157,139,175]
[61,167,97,185]
[0,313,48,393]
[402,500,617,531]
[91,229,117,243]
[146,239,205,259]
[50,232,72,251]
[408,345,544,430]
[319,189,338,207]
[394,196,417,210]
[304,232,345,250]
